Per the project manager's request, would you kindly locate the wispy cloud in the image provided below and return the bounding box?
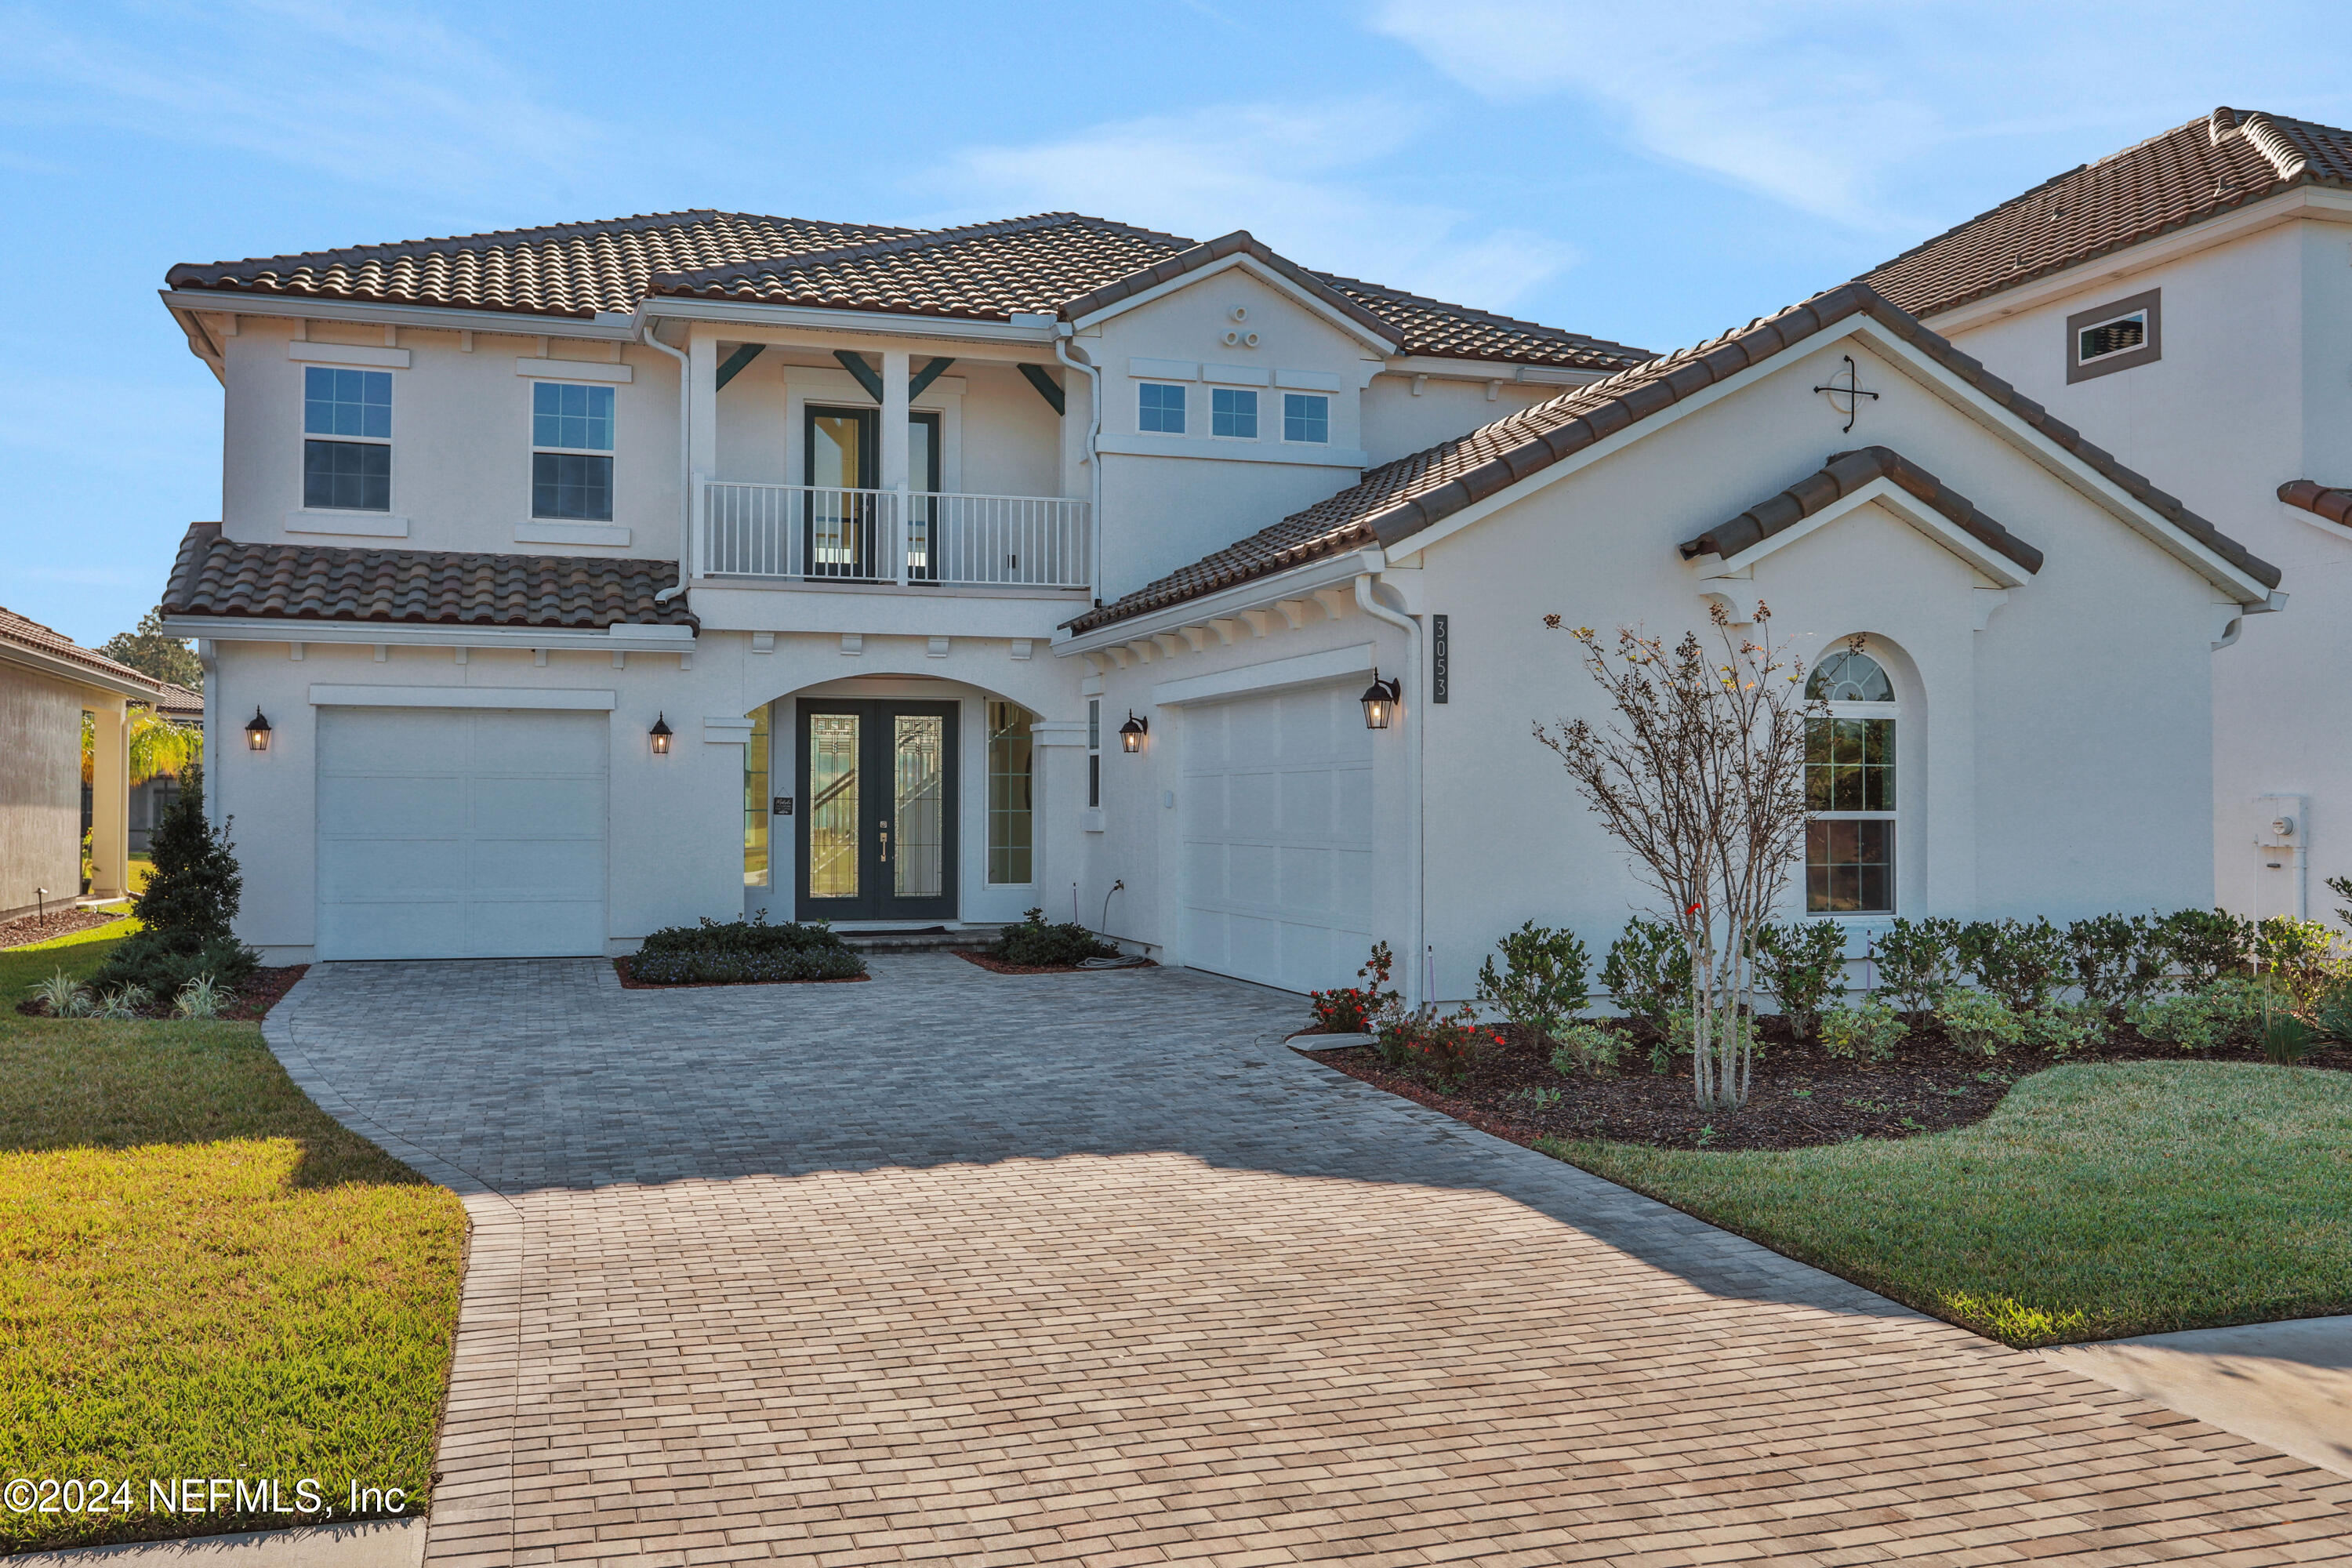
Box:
[929,99,1574,310]
[0,0,626,198]
[1370,0,2352,230]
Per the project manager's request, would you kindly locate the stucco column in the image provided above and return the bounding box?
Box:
[87,699,129,902]
[879,350,911,583]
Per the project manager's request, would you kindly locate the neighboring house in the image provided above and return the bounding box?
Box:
[129,683,204,852]
[0,607,166,920]
[1864,107,2352,923]
[154,213,2277,1001]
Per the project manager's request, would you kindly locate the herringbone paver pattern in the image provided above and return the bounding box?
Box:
[267,956,2352,1566]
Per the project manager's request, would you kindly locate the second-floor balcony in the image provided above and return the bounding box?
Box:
[698,481,1091,592]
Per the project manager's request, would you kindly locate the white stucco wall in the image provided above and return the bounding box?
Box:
[1360,374,1561,467]
[1933,215,2352,920]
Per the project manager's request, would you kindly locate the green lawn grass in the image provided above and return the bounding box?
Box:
[1,913,141,1007]
[0,1014,468,1550]
[1543,1061,2352,1348]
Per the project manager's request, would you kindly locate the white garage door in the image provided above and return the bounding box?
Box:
[1181,682,1375,993]
[317,707,608,960]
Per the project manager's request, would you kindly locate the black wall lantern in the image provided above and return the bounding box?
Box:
[1118,710,1148,753]
[1359,671,1402,730]
[649,713,673,755]
[244,707,273,752]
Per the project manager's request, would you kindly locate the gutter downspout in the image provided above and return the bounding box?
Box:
[1053,328,1104,604]
[641,319,692,605]
[1356,564,1426,1009]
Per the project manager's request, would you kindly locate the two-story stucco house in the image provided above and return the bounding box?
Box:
[156,212,2282,1004]
[1865,107,2352,924]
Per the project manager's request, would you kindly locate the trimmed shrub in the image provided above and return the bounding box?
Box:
[2125,976,2267,1050]
[1820,1000,1909,1062]
[987,908,1116,967]
[1476,921,1592,1040]
[640,913,846,956]
[2025,1001,2108,1056]
[1751,920,1846,1039]
[2254,916,2338,1008]
[1548,1022,1626,1077]
[1936,989,2024,1058]
[87,931,258,1000]
[1868,917,1962,1011]
[1601,916,1690,1036]
[2160,908,2254,988]
[1957,918,2069,1014]
[2066,913,2167,1008]
[628,946,866,985]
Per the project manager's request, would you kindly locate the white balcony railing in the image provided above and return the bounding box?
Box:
[699,482,1091,590]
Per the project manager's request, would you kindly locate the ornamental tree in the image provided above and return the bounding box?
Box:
[1536,604,1821,1109]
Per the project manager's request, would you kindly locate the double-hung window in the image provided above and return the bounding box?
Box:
[532,382,615,521]
[1804,648,1896,914]
[1283,393,1328,444]
[1211,387,1258,438]
[1139,382,1187,434]
[303,367,392,511]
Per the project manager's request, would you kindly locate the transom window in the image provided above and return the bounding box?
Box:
[1087,699,1101,808]
[1211,387,1258,439]
[1283,392,1329,444]
[987,701,1036,884]
[532,382,615,521]
[2077,310,2147,364]
[1139,382,1187,434]
[302,366,392,512]
[1805,648,1896,915]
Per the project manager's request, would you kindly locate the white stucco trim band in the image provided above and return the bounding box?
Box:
[637,296,1059,349]
[161,617,695,654]
[162,291,640,344]
[308,685,617,710]
[1151,643,1376,707]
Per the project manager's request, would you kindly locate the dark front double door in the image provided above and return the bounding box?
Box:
[795,700,958,924]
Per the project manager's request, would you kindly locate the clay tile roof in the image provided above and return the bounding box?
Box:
[2278,479,2352,528]
[160,523,697,630]
[1065,282,2275,635]
[165,211,919,320]
[1864,107,2352,319]
[167,210,1652,371]
[152,682,205,719]
[0,605,167,694]
[1680,446,2044,575]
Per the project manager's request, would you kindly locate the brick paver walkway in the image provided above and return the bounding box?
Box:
[267,956,2352,1566]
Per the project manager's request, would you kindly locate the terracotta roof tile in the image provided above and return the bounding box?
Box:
[1066,282,2274,634]
[2278,479,2352,528]
[0,606,167,693]
[1680,446,2044,575]
[168,211,1652,372]
[1864,107,2352,318]
[160,524,696,630]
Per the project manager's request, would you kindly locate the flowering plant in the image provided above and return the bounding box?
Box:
[1310,941,1399,1033]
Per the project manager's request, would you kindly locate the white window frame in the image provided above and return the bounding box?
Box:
[1138,381,1188,435]
[301,365,394,514]
[1210,387,1260,441]
[1805,652,1898,919]
[2074,309,2149,366]
[530,380,617,522]
[1087,699,1102,809]
[985,700,1038,887]
[1281,391,1330,445]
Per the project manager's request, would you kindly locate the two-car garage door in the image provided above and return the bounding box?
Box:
[317,707,608,960]
[1180,683,1375,994]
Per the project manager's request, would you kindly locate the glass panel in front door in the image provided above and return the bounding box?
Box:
[807,713,859,899]
[893,715,946,899]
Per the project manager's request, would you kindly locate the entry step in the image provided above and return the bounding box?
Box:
[832,924,1007,953]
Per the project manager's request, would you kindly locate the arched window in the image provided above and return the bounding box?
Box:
[1805,649,1896,914]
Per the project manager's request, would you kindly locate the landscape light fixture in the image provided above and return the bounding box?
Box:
[649,713,673,756]
[1359,671,1402,730]
[1118,711,1148,753]
[244,707,273,752]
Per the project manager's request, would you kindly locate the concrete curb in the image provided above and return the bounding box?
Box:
[9,1519,424,1566]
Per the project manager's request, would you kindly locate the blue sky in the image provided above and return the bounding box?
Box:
[5,0,2349,646]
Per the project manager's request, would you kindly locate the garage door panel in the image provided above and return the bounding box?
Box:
[1181,683,1376,994]
[318,707,608,960]
[472,776,604,837]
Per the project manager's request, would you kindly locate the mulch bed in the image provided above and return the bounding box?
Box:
[1299,1017,2352,1152]
[0,908,129,949]
[13,965,309,1023]
[612,956,869,989]
[952,949,1158,975]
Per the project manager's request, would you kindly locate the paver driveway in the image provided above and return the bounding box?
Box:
[268,956,2352,1566]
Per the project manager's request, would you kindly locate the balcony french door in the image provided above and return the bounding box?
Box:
[796,700,958,924]
[803,406,940,582]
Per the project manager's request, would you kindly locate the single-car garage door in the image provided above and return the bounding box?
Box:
[1180,682,1375,993]
[318,707,608,960]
